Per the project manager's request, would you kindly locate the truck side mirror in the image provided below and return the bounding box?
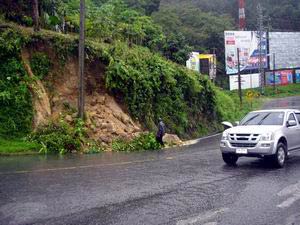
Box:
[287,120,297,127]
[222,121,233,130]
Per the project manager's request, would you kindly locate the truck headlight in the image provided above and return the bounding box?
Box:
[221,132,229,140]
[260,132,273,141]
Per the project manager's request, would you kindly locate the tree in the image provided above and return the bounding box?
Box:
[33,0,40,31]
[87,0,165,50]
[125,0,161,15]
[163,33,192,65]
[153,6,234,66]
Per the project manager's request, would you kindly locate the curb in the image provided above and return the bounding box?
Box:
[181,132,221,147]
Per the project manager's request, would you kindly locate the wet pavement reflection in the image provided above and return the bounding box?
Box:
[1,96,300,225]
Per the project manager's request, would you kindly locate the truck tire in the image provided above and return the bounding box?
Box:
[222,153,238,166]
[272,142,287,168]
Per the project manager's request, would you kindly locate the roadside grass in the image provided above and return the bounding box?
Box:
[263,84,300,98]
[0,138,41,155]
[227,84,300,122]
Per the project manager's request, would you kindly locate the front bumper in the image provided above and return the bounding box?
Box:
[220,140,276,156]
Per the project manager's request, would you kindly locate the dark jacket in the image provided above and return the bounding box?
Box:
[157,121,166,137]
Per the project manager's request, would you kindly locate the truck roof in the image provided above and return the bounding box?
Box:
[251,109,300,113]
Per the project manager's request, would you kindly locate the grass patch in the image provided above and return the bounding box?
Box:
[263,84,300,98]
[0,138,40,155]
[226,84,300,122]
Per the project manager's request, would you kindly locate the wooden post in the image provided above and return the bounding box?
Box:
[237,48,242,106]
[273,53,276,92]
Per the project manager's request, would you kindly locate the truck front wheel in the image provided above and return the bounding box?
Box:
[222,153,238,166]
[272,143,287,168]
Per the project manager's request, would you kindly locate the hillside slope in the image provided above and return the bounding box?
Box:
[0,23,240,147]
[21,29,143,145]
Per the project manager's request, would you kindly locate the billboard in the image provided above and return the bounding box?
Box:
[229,73,260,91]
[269,32,300,70]
[266,70,293,86]
[186,52,200,72]
[296,70,300,83]
[224,31,268,75]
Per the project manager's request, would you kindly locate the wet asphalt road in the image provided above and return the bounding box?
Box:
[1,96,300,225]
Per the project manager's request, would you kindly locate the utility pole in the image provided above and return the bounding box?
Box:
[239,0,246,31]
[78,0,85,119]
[237,48,242,106]
[212,47,217,83]
[257,3,265,95]
[237,0,244,106]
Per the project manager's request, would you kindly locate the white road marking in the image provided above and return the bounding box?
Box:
[176,208,228,225]
[203,222,218,225]
[277,181,300,209]
[182,133,221,146]
[277,194,300,209]
[278,181,300,197]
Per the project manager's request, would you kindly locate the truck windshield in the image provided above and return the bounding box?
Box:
[240,112,284,126]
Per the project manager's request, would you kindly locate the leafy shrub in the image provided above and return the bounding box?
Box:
[215,88,237,122]
[0,29,33,137]
[0,29,26,59]
[112,133,161,152]
[29,120,82,154]
[106,43,225,138]
[30,52,51,79]
[83,141,105,154]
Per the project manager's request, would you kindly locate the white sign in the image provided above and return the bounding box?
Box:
[229,73,260,91]
[269,32,300,70]
[224,31,267,75]
[186,52,200,72]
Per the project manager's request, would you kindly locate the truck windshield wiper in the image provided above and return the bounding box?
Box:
[258,113,271,125]
[242,114,260,125]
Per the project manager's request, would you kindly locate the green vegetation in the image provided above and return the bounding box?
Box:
[112,133,161,152]
[1,24,230,140]
[152,5,234,63]
[0,28,33,138]
[30,52,51,79]
[83,142,105,154]
[29,119,85,154]
[225,90,264,121]
[263,84,300,98]
[2,0,300,70]
[106,42,221,138]
[0,139,40,155]
[1,0,300,155]
[0,0,191,65]
[226,84,300,122]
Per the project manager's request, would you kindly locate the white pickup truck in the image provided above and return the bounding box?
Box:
[220,109,300,168]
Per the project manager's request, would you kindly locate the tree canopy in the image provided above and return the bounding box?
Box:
[1,0,299,68]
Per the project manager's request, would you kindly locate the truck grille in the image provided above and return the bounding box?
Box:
[231,143,257,148]
[229,133,259,141]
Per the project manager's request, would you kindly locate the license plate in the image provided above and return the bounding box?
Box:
[236,148,248,154]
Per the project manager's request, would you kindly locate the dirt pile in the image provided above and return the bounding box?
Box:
[84,94,142,146]
[25,44,143,145]
[21,50,51,128]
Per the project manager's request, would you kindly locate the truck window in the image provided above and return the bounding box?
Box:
[295,113,300,124]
